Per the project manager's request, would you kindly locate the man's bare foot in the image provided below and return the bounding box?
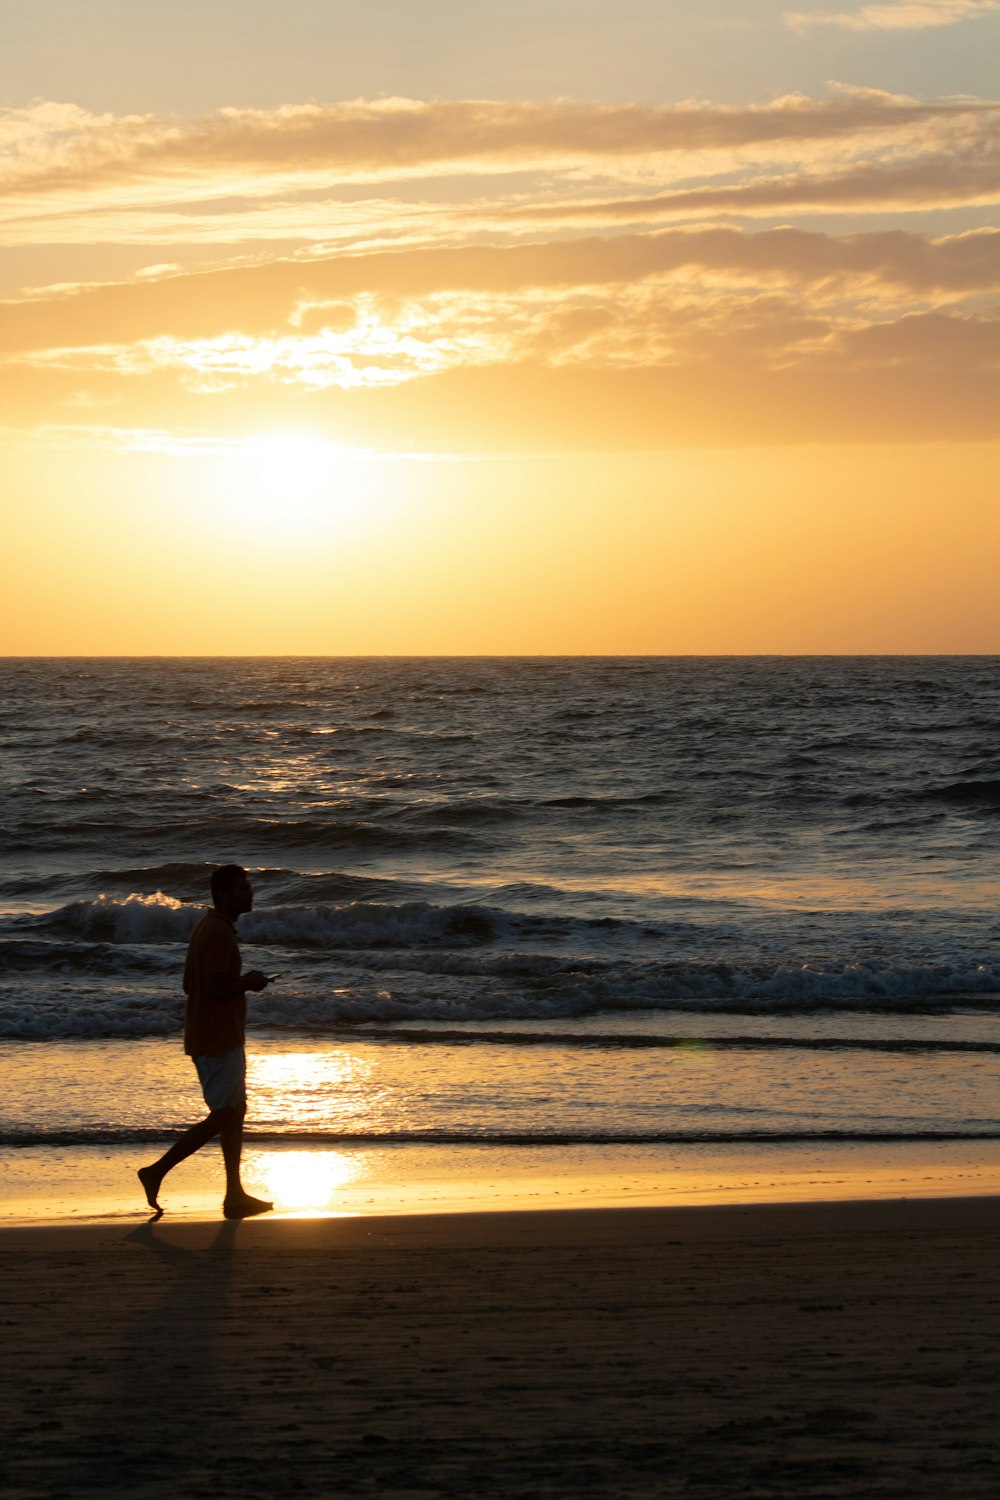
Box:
[138,1165,163,1212]
[223,1192,273,1220]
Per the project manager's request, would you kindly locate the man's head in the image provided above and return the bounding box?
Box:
[210,863,253,917]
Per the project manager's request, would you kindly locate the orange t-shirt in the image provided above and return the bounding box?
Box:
[182,909,245,1056]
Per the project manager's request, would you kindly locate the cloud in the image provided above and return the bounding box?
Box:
[2,226,998,361]
[490,144,1000,224]
[835,308,1000,364]
[1,87,996,454]
[2,343,996,450]
[0,88,994,254]
[787,0,1000,33]
[2,221,997,454]
[1,89,994,198]
[20,289,998,404]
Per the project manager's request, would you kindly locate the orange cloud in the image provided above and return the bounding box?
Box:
[2,227,997,360]
[492,144,1000,224]
[834,308,1000,364]
[3,90,993,196]
[2,86,995,456]
[2,285,997,452]
[1,88,994,256]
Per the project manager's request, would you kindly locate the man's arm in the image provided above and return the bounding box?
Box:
[205,969,270,1002]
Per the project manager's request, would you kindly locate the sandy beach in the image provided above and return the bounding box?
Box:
[2,1195,998,1498]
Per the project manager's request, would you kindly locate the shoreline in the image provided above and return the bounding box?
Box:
[2,1188,999,1247]
[3,1135,999,1227]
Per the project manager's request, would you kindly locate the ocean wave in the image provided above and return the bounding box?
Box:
[0,939,176,975]
[11,891,743,957]
[263,871,413,903]
[1,761,999,1040]
[0,816,467,856]
[218,818,465,850]
[15,885,750,951]
[0,993,180,1040]
[540,792,670,810]
[916,779,1000,806]
[23,893,508,948]
[1,963,998,1039]
[255,970,1000,1030]
[0,864,406,907]
[9,890,1000,993]
[392,797,528,827]
[299,1026,1000,1054]
[389,791,673,824]
[291,724,389,739]
[28,894,201,944]
[90,860,217,889]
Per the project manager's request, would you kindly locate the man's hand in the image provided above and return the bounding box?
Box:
[242,970,270,992]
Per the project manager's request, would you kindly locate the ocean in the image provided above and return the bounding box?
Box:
[2,656,999,1219]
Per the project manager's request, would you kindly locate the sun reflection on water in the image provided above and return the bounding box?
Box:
[247,1049,382,1130]
[250,1050,362,1091]
[247,1149,361,1215]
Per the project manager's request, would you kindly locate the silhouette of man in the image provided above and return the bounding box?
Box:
[138,864,273,1219]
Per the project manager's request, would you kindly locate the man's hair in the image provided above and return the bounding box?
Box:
[211,864,247,903]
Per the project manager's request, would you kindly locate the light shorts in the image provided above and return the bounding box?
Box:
[193,1047,247,1112]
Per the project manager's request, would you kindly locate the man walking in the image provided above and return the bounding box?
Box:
[138,864,273,1219]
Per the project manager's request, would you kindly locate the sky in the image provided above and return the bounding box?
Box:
[2,0,998,653]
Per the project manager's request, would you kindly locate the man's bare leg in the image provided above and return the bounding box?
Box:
[137,1111,226,1211]
[219,1104,272,1219]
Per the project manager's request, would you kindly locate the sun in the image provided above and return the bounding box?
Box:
[230,432,366,537]
[252,433,337,502]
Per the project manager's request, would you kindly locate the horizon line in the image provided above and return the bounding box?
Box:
[3,652,998,662]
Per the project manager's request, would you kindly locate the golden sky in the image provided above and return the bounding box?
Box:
[2,0,998,653]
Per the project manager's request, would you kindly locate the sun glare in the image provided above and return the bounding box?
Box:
[227,432,369,538]
[247,1149,361,1214]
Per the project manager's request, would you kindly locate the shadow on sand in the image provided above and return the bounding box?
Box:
[70,1219,242,1493]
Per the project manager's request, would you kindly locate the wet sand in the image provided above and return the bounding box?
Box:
[2,1197,998,1498]
[5,1137,999,1225]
